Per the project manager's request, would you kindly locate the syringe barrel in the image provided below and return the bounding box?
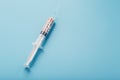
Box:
[40,17,54,37]
[35,17,54,47]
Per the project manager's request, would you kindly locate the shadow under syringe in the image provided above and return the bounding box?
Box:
[25,23,56,71]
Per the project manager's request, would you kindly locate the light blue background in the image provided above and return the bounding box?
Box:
[0,0,120,79]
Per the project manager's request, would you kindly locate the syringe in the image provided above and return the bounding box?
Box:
[24,17,54,68]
